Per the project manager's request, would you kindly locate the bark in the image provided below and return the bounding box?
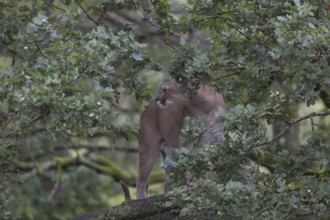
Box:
[72,194,182,220]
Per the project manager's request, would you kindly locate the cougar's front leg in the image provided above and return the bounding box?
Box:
[159,140,175,193]
[136,136,161,199]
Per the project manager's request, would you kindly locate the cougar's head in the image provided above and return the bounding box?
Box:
[156,79,187,109]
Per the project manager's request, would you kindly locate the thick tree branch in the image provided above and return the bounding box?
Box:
[78,155,132,183]
[72,194,180,220]
[9,154,163,185]
[55,143,138,153]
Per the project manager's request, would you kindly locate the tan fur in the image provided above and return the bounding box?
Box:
[136,79,226,199]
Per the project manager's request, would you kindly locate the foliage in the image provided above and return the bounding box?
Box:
[139,0,330,219]
[8,167,116,220]
[0,6,149,139]
[0,0,150,219]
[0,0,330,219]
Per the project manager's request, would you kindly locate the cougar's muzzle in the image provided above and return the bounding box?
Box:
[155,97,166,106]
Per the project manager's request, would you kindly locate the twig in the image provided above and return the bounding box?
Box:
[74,0,100,26]
[310,117,315,132]
[254,0,261,17]
[31,0,39,10]
[35,41,49,58]
[48,166,62,201]
[2,115,42,139]
[138,3,180,49]
[51,3,66,12]
[164,40,176,49]
[120,180,131,201]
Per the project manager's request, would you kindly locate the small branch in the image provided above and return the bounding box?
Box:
[310,117,315,132]
[138,4,180,49]
[3,47,24,60]
[190,13,251,40]
[261,110,330,146]
[42,0,54,9]
[50,2,66,12]
[48,166,62,201]
[2,115,42,139]
[164,40,177,49]
[287,110,329,126]
[120,180,131,201]
[254,0,261,17]
[226,22,251,40]
[74,0,100,26]
[32,0,38,10]
[35,41,49,58]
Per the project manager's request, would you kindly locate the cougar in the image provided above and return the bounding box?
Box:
[136,79,226,199]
